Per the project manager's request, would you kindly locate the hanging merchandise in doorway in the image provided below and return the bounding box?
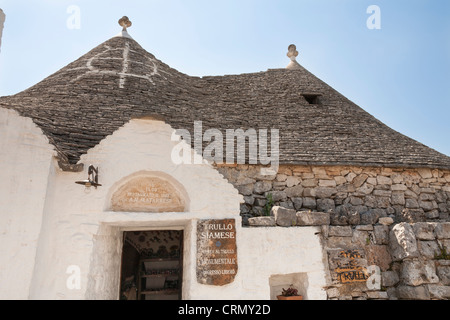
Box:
[120,230,183,300]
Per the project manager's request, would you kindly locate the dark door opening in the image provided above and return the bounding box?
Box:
[120,230,183,300]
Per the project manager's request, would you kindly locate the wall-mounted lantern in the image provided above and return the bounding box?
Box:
[75,165,102,189]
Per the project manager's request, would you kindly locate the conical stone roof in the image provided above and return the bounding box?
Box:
[1,31,450,171]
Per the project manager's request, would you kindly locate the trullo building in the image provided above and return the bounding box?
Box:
[1,17,449,300]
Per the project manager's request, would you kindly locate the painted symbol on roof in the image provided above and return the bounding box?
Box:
[67,41,170,89]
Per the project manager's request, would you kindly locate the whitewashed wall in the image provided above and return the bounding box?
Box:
[0,9,5,52]
[0,108,55,299]
[188,225,328,300]
[0,115,328,300]
[27,118,244,299]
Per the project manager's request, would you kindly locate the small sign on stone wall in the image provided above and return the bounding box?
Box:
[111,176,186,212]
[328,249,369,284]
[197,219,238,286]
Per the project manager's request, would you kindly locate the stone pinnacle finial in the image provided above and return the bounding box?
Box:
[287,44,299,61]
[119,16,132,31]
[286,44,301,70]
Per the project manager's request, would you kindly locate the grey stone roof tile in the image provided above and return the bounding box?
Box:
[1,36,449,170]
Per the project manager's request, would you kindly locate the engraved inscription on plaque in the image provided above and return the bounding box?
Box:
[111,176,186,213]
[196,219,238,286]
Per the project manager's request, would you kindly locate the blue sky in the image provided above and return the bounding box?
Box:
[0,0,449,156]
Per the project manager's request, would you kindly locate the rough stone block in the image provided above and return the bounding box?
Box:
[336,207,361,226]
[381,271,399,287]
[301,179,317,188]
[296,211,330,226]
[279,201,294,210]
[326,236,353,248]
[374,225,389,245]
[412,222,437,240]
[373,189,392,197]
[268,191,286,202]
[349,196,364,206]
[302,197,316,209]
[355,225,373,231]
[353,174,369,188]
[389,223,419,261]
[326,287,340,299]
[378,217,394,226]
[375,197,390,209]
[405,198,419,209]
[420,193,435,201]
[417,168,433,179]
[377,176,392,185]
[254,198,267,207]
[366,245,392,272]
[400,260,439,286]
[361,209,386,225]
[248,216,276,227]
[398,208,426,223]
[243,195,255,205]
[435,223,450,239]
[425,209,439,219]
[337,184,356,193]
[421,187,436,194]
[303,188,316,197]
[345,172,357,182]
[397,285,431,300]
[391,192,406,206]
[292,197,303,211]
[365,195,377,208]
[436,190,448,203]
[418,241,441,259]
[237,184,253,196]
[391,184,407,191]
[404,190,419,199]
[251,206,265,216]
[284,184,304,198]
[285,176,301,187]
[314,186,337,199]
[352,229,370,246]
[271,206,297,227]
[334,176,347,186]
[366,177,377,185]
[386,287,398,300]
[319,179,337,187]
[355,183,374,196]
[366,291,388,300]
[329,226,353,237]
[427,285,450,299]
[396,285,430,300]
[436,264,450,285]
[253,181,272,194]
[420,200,438,211]
[317,198,335,212]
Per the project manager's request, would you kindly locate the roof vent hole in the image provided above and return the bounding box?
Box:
[302,94,320,105]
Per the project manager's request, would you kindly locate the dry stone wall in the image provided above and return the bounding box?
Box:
[247,206,450,300]
[216,165,450,225]
[216,164,450,300]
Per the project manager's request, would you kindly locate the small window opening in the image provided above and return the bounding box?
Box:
[302,94,320,105]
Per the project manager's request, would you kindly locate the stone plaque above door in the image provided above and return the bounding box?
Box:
[110,175,186,213]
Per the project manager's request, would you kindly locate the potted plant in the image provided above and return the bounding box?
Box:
[277,286,303,300]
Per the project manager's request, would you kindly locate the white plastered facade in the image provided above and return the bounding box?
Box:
[0,111,328,300]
